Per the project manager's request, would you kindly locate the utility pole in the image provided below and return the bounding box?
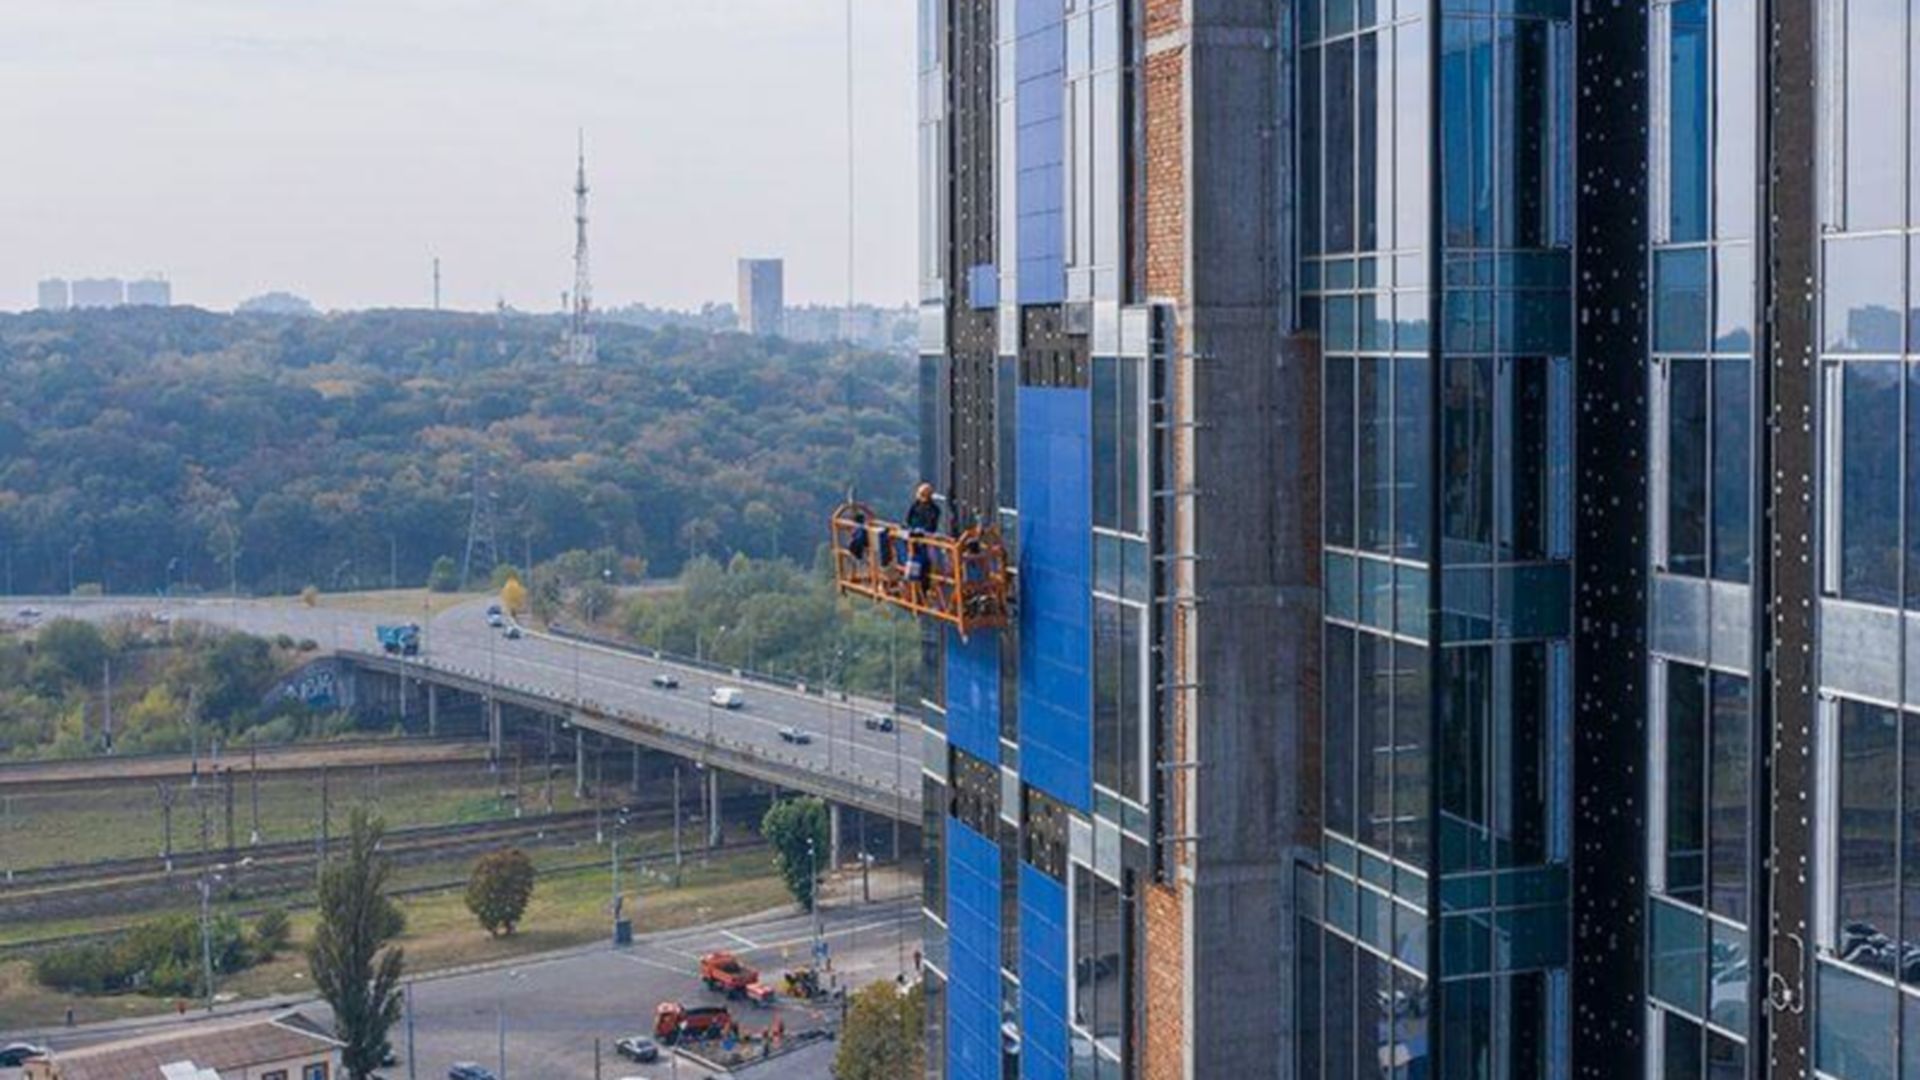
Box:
[223,768,236,863]
[249,733,260,844]
[433,257,441,312]
[158,781,175,873]
[405,982,418,1080]
[198,873,216,1013]
[672,766,683,884]
[101,656,112,753]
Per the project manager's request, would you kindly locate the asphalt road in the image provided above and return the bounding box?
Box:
[16,596,921,814]
[10,898,922,1080]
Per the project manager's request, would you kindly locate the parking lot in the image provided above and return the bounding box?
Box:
[12,897,921,1080]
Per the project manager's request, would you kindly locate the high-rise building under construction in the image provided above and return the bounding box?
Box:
[907,0,1920,1077]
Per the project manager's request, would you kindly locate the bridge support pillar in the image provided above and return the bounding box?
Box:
[426,683,438,737]
[487,699,503,765]
[829,802,843,871]
[892,818,901,862]
[630,744,641,794]
[705,769,722,848]
[574,726,586,798]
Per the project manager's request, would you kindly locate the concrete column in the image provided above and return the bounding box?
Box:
[574,726,586,798]
[630,744,642,794]
[426,683,438,737]
[828,802,843,871]
[891,819,901,862]
[487,700,503,762]
[705,769,722,848]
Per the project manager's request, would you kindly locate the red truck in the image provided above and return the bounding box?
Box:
[699,951,759,997]
[654,1001,732,1044]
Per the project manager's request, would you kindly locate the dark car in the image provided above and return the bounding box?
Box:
[503,625,522,640]
[0,1042,48,1067]
[651,673,680,690]
[779,726,813,745]
[863,713,895,733]
[616,1035,661,1062]
[449,1064,498,1080]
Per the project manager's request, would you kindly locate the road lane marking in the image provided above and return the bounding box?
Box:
[722,929,759,950]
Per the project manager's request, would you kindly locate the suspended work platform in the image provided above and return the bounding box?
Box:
[829,501,1011,638]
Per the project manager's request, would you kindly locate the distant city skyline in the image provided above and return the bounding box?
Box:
[0,1,915,314]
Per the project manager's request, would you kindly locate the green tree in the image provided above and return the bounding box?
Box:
[464,847,537,936]
[426,556,459,593]
[761,796,830,912]
[32,619,108,689]
[309,809,406,1080]
[833,981,926,1080]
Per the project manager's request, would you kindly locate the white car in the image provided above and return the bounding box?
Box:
[709,686,745,709]
[779,726,813,745]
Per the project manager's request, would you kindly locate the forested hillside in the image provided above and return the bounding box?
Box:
[0,307,915,595]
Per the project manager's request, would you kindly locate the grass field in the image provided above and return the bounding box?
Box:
[0,760,603,871]
[0,841,790,1030]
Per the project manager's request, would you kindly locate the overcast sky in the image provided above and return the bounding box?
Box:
[0,1,916,313]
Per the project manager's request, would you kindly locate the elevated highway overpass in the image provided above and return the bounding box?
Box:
[23,595,923,829]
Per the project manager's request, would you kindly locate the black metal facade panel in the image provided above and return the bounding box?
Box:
[1765,0,1817,1073]
[1571,0,1651,1074]
[1018,305,1091,389]
[947,0,998,530]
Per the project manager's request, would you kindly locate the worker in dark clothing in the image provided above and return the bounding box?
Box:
[904,483,941,593]
[906,482,941,534]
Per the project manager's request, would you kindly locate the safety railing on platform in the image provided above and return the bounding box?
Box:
[828,501,1010,639]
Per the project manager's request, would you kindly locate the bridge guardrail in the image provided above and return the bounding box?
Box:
[350,651,921,819]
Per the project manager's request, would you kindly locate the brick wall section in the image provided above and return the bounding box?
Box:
[1143,48,1186,303]
[1143,18,1188,1080]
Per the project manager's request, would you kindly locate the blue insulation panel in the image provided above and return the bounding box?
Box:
[1019,864,1071,1080]
[947,820,1004,1080]
[969,263,999,309]
[946,626,1002,765]
[1014,0,1065,304]
[1017,387,1093,812]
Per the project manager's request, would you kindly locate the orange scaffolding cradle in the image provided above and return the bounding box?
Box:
[828,501,1011,638]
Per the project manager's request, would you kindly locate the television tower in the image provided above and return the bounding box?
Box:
[566,131,597,365]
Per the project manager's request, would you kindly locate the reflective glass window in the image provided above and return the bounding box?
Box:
[1711,360,1752,583]
[1330,357,1357,549]
[1816,961,1896,1080]
[1708,671,1751,922]
[1361,358,1395,553]
[1667,359,1709,577]
[1326,932,1356,1079]
[1714,245,1754,353]
[1328,625,1358,837]
[1839,361,1901,606]
[1843,0,1908,230]
[1441,645,1492,871]
[1395,643,1432,870]
[1665,662,1707,905]
[1329,38,1358,254]
[1668,0,1709,242]
[1825,236,1904,355]
[1835,699,1898,978]
[1713,0,1756,240]
[1656,249,1711,353]
[1358,631,1395,852]
[1394,356,1431,558]
[1444,358,1495,557]
[1663,1010,1704,1080]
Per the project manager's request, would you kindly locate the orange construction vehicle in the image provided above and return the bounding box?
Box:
[654,1001,732,1044]
[700,951,759,997]
[828,501,1010,639]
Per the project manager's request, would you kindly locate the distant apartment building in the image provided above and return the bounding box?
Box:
[69,278,125,309]
[736,257,784,336]
[36,279,69,312]
[126,278,171,307]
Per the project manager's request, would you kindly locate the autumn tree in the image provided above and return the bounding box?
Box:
[464,847,536,936]
[833,981,925,1080]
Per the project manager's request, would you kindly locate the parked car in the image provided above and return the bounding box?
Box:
[863,713,895,733]
[504,625,522,640]
[709,686,744,709]
[779,726,813,745]
[448,1064,498,1080]
[615,1035,661,1062]
[651,673,680,690]
[486,611,504,627]
[0,1042,48,1066]
[14,606,40,620]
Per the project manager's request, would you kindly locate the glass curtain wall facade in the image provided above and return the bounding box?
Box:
[1302,0,1575,1074]
[919,2,1158,1078]
[1645,0,1762,1074]
[1810,0,1920,1077]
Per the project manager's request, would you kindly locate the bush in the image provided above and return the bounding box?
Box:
[34,912,257,998]
[274,633,296,650]
[253,908,292,959]
[297,638,319,652]
[465,848,537,936]
[427,556,460,593]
